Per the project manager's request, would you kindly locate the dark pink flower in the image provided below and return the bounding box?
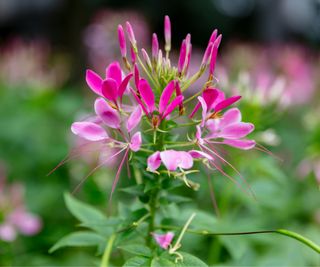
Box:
[86,61,133,106]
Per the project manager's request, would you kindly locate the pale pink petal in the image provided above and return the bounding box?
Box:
[101,78,118,102]
[9,210,42,235]
[86,69,102,96]
[159,80,176,114]
[162,95,184,119]
[214,95,241,113]
[195,125,203,144]
[206,119,221,136]
[220,108,242,128]
[118,73,133,99]
[126,106,142,132]
[138,79,155,113]
[223,139,256,150]
[106,61,122,86]
[130,132,142,152]
[71,121,108,141]
[153,232,174,249]
[188,150,213,161]
[0,223,17,242]
[198,96,208,127]
[94,98,120,129]
[160,150,193,171]
[147,151,161,172]
[220,122,254,139]
[126,21,136,45]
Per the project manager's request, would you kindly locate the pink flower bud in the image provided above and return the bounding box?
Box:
[152,33,159,60]
[117,25,126,57]
[208,29,218,43]
[141,48,152,68]
[130,46,136,64]
[164,15,171,52]
[201,42,213,67]
[126,21,136,46]
[209,34,222,75]
[178,40,186,73]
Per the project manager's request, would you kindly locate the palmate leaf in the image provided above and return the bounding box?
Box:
[49,231,105,253]
[123,256,151,267]
[118,244,152,257]
[64,192,107,224]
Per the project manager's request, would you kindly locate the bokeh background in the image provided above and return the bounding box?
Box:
[0,0,320,265]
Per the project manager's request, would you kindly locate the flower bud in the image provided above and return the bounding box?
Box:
[164,15,171,52]
[117,25,126,57]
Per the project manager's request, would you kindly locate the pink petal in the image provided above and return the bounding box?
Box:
[147,151,161,172]
[190,102,201,118]
[86,69,103,96]
[101,78,118,102]
[223,139,256,150]
[159,80,176,114]
[160,150,193,171]
[188,150,213,161]
[214,95,241,113]
[198,96,208,127]
[106,62,122,87]
[118,73,133,100]
[118,25,127,57]
[153,232,174,249]
[220,122,255,139]
[130,88,149,116]
[71,121,108,141]
[220,108,242,128]
[162,95,184,119]
[0,223,17,242]
[203,88,219,110]
[138,79,155,113]
[130,132,142,152]
[126,106,142,132]
[134,64,140,89]
[94,98,121,129]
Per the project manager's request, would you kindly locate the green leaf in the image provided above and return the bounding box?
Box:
[151,257,175,267]
[176,252,208,267]
[64,192,107,224]
[49,231,105,253]
[120,185,145,196]
[118,244,152,257]
[123,256,151,267]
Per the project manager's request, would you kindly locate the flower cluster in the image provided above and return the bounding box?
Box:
[71,16,255,196]
[0,168,42,242]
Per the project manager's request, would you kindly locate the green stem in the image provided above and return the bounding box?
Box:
[155,225,320,254]
[100,234,116,267]
[276,229,320,254]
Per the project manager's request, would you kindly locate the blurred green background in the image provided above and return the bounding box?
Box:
[0,0,319,266]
